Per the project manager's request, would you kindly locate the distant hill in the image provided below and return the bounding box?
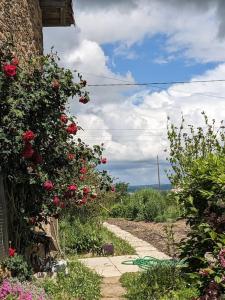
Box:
[128,184,172,193]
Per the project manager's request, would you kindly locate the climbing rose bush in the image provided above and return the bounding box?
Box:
[0,44,113,252]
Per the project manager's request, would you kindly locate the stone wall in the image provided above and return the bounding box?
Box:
[0,0,43,59]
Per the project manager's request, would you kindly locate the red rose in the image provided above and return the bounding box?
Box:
[101,157,107,164]
[80,198,87,205]
[111,186,115,192]
[51,79,60,90]
[32,151,43,164]
[80,167,87,174]
[67,153,75,160]
[53,196,60,206]
[9,247,16,257]
[22,130,35,142]
[3,64,17,77]
[43,180,54,191]
[91,193,97,200]
[11,58,19,66]
[83,186,90,194]
[68,184,77,191]
[21,143,34,159]
[79,96,89,104]
[60,114,68,124]
[60,202,65,209]
[66,123,78,134]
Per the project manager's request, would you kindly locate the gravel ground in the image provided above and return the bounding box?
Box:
[107,218,188,257]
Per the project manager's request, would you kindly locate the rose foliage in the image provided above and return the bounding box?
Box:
[0,44,113,253]
[167,112,225,299]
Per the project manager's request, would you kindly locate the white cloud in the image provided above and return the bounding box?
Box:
[75,0,225,63]
[42,0,225,184]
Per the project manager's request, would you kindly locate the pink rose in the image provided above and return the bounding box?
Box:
[43,180,54,191]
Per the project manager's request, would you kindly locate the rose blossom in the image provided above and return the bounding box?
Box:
[60,114,68,124]
[90,193,97,199]
[3,64,17,77]
[11,57,19,66]
[68,184,77,191]
[22,130,35,142]
[66,123,78,134]
[21,143,34,159]
[51,79,60,90]
[80,198,87,205]
[83,186,90,194]
[9,247,16,257]
[80,167,87,174]
[60,202,65,209]
[79,96,89,104]
[67,153,75,160]
[111,186,115,192]
[43,180,54,191]
[101,157,107,164]
[53,196,60,206]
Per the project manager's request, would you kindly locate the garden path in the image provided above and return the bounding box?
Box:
[79,222,170,299]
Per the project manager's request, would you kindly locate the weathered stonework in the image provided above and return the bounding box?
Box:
[0,0,43,59]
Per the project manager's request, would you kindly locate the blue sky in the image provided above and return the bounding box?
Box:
[44,0,225,185]
[102,36,219,85]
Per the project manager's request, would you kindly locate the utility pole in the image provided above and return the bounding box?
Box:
[157,155,161,190]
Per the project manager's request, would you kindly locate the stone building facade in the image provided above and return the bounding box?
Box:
[0,0,43,59]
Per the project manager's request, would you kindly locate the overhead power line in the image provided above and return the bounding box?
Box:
[87,79,225,87]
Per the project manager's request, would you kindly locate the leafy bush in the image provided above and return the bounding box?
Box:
[60,218,103,254]
[1,255,32,282]
[60,217,135,256]
[120,265,198,300]
[41,260,101,300]
[110,189,181,222]
[167,114,225,297]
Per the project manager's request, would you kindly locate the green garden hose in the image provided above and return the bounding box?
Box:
[122,256,186,270]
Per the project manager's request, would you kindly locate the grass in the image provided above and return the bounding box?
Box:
[120,265,199,300]
[100,225,136,256]
[40,260,101,300]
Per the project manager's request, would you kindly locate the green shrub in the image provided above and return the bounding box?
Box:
[120,265,198,300]
[1,255,32,282]
[60,218,103,254]
[41,260,101,300]
[60,217,136,256]
[110,188,181,222]
[110,203,127,218]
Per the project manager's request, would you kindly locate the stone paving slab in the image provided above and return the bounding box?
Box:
[79,222,170,279]
[79,255,139,277]
[103,222,170,259]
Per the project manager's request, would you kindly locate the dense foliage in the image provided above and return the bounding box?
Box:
[41,260,101,300]
[110,188,181,222]
[120,265,198,300]
[59,216,135,256]
[0,44,113,253]
[167,113,225,298]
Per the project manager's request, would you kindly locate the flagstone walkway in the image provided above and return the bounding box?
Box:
[79,222,170,299]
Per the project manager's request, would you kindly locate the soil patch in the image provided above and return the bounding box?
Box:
[107,218,188,256]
